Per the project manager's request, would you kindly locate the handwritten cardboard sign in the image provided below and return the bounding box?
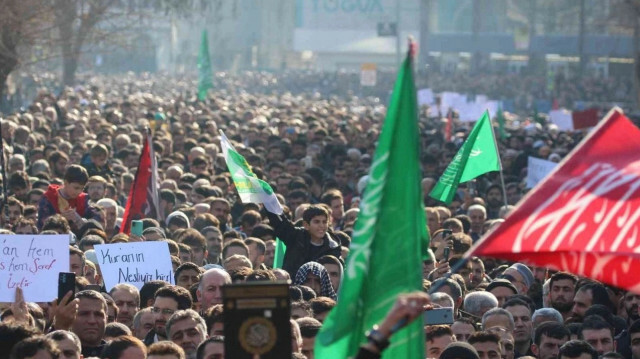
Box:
[95,241,174,291]
[0,235,70,302]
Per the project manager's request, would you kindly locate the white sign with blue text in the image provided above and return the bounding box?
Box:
[95,241,174,291]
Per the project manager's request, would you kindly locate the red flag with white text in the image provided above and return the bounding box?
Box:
[120,129,160,234]
[470,108,640,293]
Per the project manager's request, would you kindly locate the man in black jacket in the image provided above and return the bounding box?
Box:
[265,204,341,276]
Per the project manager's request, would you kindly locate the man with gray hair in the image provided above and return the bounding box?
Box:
[114,134,131,153]
[30,159,51,177]
[197,268,232,313]
[467,204,487,242]
[97,198,119,238]
[429,277,463,317]
[482,307,515,332]
[132,307,154,340]
[464,291,498,319]
[109,283,140,328]
[431,292,455,309]
[532,307,564,328]
[166,165,184,183]
[166,309,208,359]
[8,154,26,174]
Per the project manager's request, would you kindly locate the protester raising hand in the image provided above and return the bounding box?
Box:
[9,287,30,325]
[431,259,452,280]
[50,290,79,331]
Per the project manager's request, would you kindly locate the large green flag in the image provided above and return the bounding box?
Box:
[315,50,428,359]
[197,30,213,101]
[430,111,501,204]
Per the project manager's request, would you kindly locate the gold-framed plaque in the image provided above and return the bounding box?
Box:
[223,281,291,358]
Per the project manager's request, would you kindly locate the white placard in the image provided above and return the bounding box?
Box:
[549,109,574,131]
[0,235,70,302]
[418,88,435,106]
[458,102,485,122]
[459,100,499,122]
[475,95,489,104]
[360,63,377,87]
[526,156,558,189]
[440,91,465,112]
[95,242,174,291]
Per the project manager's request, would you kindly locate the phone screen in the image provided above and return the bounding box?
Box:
[131,220,143,237]
[58,272,76,304]
[424,307,454,325]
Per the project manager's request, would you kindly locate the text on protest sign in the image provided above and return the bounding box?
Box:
[526,156,558,189]
[95,241,174,291]
[0,235,69,302]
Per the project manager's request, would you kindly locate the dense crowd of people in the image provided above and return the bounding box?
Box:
[0,69,636,359]
[2,68,635,116]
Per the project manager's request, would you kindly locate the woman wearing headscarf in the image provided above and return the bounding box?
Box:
[293,261,337,300]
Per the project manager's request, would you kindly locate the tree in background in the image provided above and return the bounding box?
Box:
[0,0,222,96]
[0,0,54,100]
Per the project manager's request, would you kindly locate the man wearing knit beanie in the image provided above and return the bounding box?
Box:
[166,210,190,232]
[439,341,480,359]
[501,263,534,295]
[486,279,518,307]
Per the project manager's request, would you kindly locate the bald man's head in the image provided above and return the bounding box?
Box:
[197,268,231,311]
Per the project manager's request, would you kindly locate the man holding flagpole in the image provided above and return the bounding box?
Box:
[219,131,342,275]
[264,203,342,277]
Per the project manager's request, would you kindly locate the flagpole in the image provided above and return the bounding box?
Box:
[498,168,508,208]
[0,118,7,224]
[488,110,509,209]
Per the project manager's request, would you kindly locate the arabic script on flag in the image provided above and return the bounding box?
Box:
[471,108,640,294]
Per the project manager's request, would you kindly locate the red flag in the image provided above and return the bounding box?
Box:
[120,129,160,234]
[470,108,640,293]
[444,109,452,141]
[408,36,418,59]
[572,108,599,130]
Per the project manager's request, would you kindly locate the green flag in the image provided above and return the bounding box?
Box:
[496,106,509,140]
[315,50,428,359]
[197,30,213,101]
[430,111,501,204]
[272,238,286,269]
[219,131,283,215]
